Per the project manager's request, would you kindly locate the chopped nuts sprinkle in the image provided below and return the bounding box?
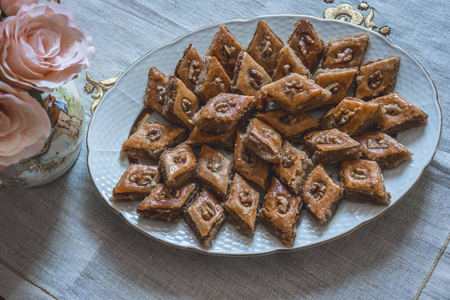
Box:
[366,138,389,149]
[350,167,368,180]
[214,98,237,113]
[222,45,236,59]
[173,152,187,164]
[384,103,401,116]
[248,68,264,90]
[201,202,216,221]
[260,36,273,57]
[276,195,290,214]
[279,114,298,125]
[188,60,201,82]
[368,70,383,89]
[283,80,304,95]
[334,48,354,64]
[181,98,193,117]
[211,76,226,92]
[282,64,292,76]
[239,189,253,207]
[309,181,326,200]
[206,157,223,173]
[146,128,162,142]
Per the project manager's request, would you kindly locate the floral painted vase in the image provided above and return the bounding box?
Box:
[0,81,85,188]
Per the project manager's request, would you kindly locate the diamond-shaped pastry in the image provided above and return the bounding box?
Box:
[120,121,187,161]
[273,141,313,195]
[163,76,200,130]
[320,97,384,136]
[194,56,231,103]
[231,51,272,109]
[242,118,283,163]
[323,32,370,69]
[144,67,169,119]
[112,164,161,202]
[255,108,319,143]
[159,143,197,188]
[223,173,261,237]
[272,45,310,81]
[234,133,270,190]
[184,189,225,248]
[287,19,324,71]
[207,25,245,78]
[136,183,196,222]
[303,128,362,163]
[302,163,343,224]
[174,44,204,91]
[197,145,232,200]
[314,67,358,106]
[246,20,284,74]
[261,73,331,113]
[192,93,254,133]
[355,55,401,100]
[186,126,237,149]
[370,92,428,135]
[340,159,391,205]
[259,177,303,247]
[354,131,413,168]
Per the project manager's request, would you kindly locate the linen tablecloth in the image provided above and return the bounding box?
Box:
[1,1,449,299]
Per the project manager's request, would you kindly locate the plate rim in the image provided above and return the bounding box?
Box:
[86,14,442,257]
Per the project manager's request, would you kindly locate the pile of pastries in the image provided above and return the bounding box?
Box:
[112,19,428,248]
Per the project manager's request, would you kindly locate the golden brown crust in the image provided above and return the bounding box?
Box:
[272,45,310,81]
[186,127,237,149]
[194,56,231,103]
[145,67,170,120]
[175,44,204,91]
[242,118,283,163]
[259,177,303,247]
[207,25,245,78]
[314,67,358,106]
[301,163,343,224]
[112,164,161,202]
[288,19,324,71]
[323,32,370,69]
[159,143,197,188]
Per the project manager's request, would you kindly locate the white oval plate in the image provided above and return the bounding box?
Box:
[87,15,441,256]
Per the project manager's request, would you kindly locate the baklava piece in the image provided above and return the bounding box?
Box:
[163,76,200,130]
[186,126,237,149]
[207,25,245,78]
[260,73,331,113]
[256,108,319,143]
[314,67,358,106]
[144,67,169,119]
[354,131,413,168]
[287,19,324,71]
[272,44,310,81]
[273,141,313,195]
[223,173,261,237]
[174,44,204,91]
[242,118,283,163]
[195,56,231,103]
[197,145,232,200]
[302,163,343,224]
[260,177,303,247]
[184,189,225,248]
[234,133,270,190]
[246,20,284,74]
[355,55,401,100]
[303,129,362,163]
[322,32,370,69]
[159,143,197,188]
[192,93,254,133]
[370,92,428,135]
[320,97,384,136]
[112,164,161,202]
[120,122,187,161]
[340,159,391,205]
[136,183,196,222]
[231,51,272,109]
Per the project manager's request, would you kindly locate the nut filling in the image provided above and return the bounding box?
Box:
[239,189,253,207]
[283,80,304,95]
[206,157,223,173]
[276,195,290,214]
[146,128,162,142]
[368,70,383,89]
[350,167,368,180]
[188,60,201,82]
[181,98,193,117]
[173,153,187,164]
[259,36,273,57]
[214,98,237,113]
[309,181,327,200]
[281,153,295,169]
[248,69,264,90]
[334,48,354,64]
[201,202,216,221]
[366,138,389,149]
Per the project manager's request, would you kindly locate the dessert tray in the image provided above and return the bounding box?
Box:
[87,15,441,256]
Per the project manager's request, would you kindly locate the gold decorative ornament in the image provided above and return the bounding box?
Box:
[85,71,122,113]
[323,4,364,25]
[358,2,369,11]
[364,8,377,30]
[379,26,391,36]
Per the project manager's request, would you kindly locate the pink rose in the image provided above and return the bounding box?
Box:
[0,81,51,171]
[0,3,95,92]
[0,0,38,16]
